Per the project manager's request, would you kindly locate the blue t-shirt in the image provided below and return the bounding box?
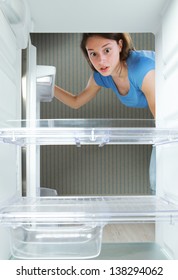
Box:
[93,50,155,108]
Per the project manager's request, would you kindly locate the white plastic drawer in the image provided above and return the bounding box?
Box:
[10,224,103,259]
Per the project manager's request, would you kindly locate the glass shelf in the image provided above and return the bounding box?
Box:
[0,118,178,146]
[1,195,178,225]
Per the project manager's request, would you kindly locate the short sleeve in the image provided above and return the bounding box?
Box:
[131,54,155,89]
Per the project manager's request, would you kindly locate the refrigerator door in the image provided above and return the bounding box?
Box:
[0,0,32,259]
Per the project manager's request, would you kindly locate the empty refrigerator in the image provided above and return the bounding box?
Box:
[0,0,178,260]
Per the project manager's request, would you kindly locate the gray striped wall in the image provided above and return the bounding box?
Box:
[31,33,155,195]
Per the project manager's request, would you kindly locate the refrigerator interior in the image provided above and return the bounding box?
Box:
[0,0,178,259]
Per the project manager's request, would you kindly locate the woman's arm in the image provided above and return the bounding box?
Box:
[54,74,101,109]
[141,70,155,118]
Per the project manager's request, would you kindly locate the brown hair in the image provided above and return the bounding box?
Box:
[80,33,135,71]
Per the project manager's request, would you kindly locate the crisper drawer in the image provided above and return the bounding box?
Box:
[10,224,103,259]
[1,195,178,259]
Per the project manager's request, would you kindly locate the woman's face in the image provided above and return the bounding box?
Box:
[85,36,122,76]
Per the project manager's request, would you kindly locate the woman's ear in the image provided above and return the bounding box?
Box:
[118,39,123,51]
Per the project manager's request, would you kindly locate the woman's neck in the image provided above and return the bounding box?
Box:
[112,61,127,79]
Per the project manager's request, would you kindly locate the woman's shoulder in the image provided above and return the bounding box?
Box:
[127,50,155,66]
[127,50,155,88]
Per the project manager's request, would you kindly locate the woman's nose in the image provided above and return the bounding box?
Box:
[98,54,105,64]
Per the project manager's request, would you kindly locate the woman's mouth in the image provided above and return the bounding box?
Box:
[100,66,109,73]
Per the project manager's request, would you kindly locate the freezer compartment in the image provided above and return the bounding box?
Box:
[36,65,56,102]
[10,223,103,259]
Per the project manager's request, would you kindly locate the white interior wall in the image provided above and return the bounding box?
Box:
[155,0,178,260]
[27,0,167,33]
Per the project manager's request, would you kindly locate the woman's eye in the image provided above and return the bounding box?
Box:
[90,52,96,57]
[105,48,111,53]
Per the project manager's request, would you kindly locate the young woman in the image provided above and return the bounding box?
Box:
[55,33,155,117]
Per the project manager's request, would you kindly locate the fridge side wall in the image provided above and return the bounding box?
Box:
[155,0,178,259]
[0,9,22,259]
